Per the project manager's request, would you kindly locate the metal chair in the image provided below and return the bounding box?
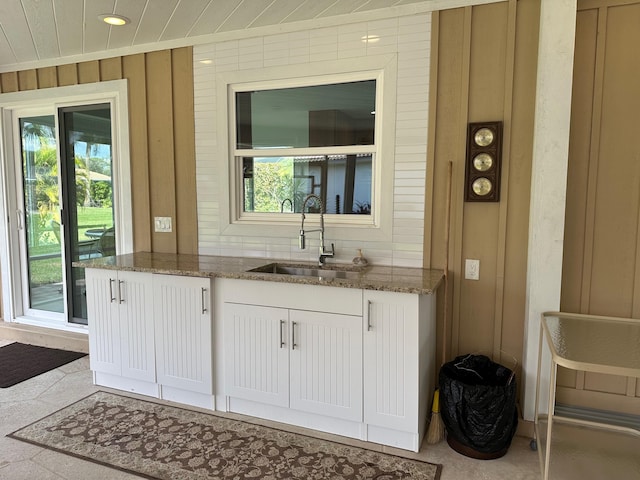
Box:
[95,227,116,257]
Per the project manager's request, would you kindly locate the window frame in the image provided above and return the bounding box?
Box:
[230,72,379,226]
[217,55,397,242]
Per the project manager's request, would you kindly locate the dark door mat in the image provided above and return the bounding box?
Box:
[0,342,87,388]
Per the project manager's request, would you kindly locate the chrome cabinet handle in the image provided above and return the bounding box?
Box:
[367,300,373,331]
[292,321,297,350]
[109,278,116,303]
[118,280,124,304]
[280,320,285,348]
[201,287,207,314]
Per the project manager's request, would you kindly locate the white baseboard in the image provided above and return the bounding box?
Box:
[0,320,88,353]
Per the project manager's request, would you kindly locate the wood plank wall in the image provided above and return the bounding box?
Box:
[560,0,640,415]
[0,48,198,256]
[425,0,540,393]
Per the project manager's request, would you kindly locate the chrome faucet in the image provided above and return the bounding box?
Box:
[299,194,335,266]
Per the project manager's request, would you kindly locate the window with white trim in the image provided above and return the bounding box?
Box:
[230,76,378,222]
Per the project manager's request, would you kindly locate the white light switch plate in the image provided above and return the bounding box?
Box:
[465,259,480,280]
[154,216,172,232]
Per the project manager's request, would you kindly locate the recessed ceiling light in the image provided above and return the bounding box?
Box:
[99,14,130,26]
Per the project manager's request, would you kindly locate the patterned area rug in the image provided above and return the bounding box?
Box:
[8,391,441,480]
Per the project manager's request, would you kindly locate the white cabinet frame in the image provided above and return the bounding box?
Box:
[86,268,157,397]
[217,278,436,452]
[154,274,213,408]
[87,269,214,408]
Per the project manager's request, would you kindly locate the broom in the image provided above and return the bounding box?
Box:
[426,161,452,445]
[426,387,445,444]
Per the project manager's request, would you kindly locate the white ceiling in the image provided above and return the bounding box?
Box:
[0,0,462,72]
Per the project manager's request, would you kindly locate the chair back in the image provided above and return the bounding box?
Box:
[96,227,116,256]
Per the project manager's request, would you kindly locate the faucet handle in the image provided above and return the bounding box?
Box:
[322,243,335,256]
[318,243,335,266]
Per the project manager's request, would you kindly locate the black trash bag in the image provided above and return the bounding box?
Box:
[439,354,518,459]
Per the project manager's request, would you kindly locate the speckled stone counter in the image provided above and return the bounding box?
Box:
[75,252,444,295]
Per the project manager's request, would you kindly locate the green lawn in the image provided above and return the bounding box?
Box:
[29,257,62,286]
[77,206,114,240]
[29,207,113,285]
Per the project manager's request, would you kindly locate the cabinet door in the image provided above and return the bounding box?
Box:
[289,310,362,421]
[154,275,212,393]
[363,291,419,431]
[87,268,121,375]
[224,303,289,407]
[117,271,155,382]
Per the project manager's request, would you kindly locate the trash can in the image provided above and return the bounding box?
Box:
[439,354,518,459]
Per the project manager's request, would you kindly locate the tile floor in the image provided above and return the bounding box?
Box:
[0,339,542,480]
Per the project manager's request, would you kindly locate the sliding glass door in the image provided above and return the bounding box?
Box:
[19,115,63,314]
[16,104,114,325]
[60,105,114,323]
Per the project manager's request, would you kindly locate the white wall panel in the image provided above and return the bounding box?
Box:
[23,0,59,60]
[53,0,83,57]
[194,13,431,266]
[0,0,38,62]
[134,0,180,45]
[83,0,113,53]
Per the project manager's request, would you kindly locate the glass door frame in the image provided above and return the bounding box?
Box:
[0,80,133,333]
[12,105,67,325]
[59,103,116,324]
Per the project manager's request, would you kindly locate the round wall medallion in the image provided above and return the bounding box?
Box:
[474,127,495,147]
[472,153,494,172]
[472,177,493,196]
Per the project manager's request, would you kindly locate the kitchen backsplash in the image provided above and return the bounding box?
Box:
[194,13,431,267]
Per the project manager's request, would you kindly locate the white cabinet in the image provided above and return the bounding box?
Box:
[224,303,289,407]
[289,309,362,421]
[86,269,214,407]
[220,279,364,431]
[154,274,213,407]
[224,302,362,421]
[86,268,156,395]
[363,290,436,451]
[218,278,436,451]
[86,267,438,452]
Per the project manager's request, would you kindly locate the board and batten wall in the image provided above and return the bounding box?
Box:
[2,0,635,419]
[0,3,546,411]
[425,0,540,387]
[559,0,640,416]
[0,48,198,257]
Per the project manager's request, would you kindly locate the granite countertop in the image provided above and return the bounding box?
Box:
[75,252,444,295]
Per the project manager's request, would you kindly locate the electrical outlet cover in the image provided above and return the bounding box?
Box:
[154,216,172,232]
[465,259,480,280]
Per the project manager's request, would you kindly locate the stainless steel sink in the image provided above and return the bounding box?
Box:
[248,263,363,280]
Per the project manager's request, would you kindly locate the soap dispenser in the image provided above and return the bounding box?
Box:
[352,249,369,266]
